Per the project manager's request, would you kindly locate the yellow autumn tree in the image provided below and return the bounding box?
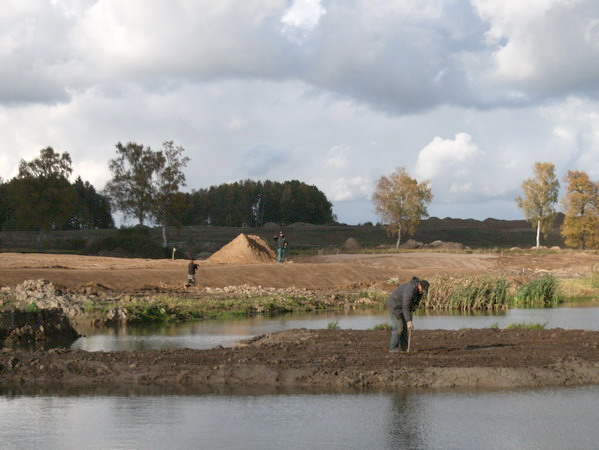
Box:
[372,167,433,249]
[561,170,599,249]
[516,162,560,249]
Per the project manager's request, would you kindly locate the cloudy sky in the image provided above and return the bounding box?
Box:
[1,0,599,224]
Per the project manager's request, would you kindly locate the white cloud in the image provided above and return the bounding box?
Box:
[415,133,520,204]
[472,0,599,96]
[415,133,481,180]
[281,0,326,35]
[324,145,349,169]
[321,176,371,202]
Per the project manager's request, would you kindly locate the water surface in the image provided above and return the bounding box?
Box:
[72,303,599,352]
[1,386,597,449]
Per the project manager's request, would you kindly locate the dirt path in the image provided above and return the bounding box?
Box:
[1,251,597,291]
[1,329,598,389]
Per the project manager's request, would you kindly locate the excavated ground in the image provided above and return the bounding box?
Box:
[1,329,598,389]
[0,251,598,390]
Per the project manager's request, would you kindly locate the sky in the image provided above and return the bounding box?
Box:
[1,0,599,225]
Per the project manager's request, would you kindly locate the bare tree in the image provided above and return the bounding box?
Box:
[372,167,433,249]
[516,162,560,249]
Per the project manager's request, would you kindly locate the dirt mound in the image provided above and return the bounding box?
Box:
[206,234,276,264]
[341,238,362,251]
[400,239,469,250]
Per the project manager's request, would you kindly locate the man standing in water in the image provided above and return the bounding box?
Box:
[273,230,288,263]
[387,276,429,352]
[187,258,199,287]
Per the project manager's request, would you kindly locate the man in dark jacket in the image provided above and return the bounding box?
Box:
[273,231,288,263]
[387,276,429,352]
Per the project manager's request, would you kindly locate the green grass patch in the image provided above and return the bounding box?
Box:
[24,301,40,313]
[113,293,337,323]
[371,322,391,331]
[504,322,547,330]
[559,270,599,301]
[511,275,560,308]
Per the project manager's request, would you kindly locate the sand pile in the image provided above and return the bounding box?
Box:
[206,234,276,264]
[341,238,362,251]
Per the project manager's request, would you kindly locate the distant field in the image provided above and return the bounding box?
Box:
[0,215,566,256]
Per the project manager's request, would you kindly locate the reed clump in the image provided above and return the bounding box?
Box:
[511,275,560,308]
[422,275,510,311]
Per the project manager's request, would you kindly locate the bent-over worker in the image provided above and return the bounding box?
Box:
[387,276,429,352]
[187,259,199,286]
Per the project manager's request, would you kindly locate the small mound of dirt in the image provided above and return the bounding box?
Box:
[341,238,362,251]
[206,234,276,264]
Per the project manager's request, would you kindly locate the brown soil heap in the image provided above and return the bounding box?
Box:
[341,238,362,251]
[206,234,276,264]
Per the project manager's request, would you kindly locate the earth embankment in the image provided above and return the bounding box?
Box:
[1,329,598,389]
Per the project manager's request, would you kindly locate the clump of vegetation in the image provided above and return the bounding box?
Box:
[422,275,509,311]
[100,293,343,323]
[559,266,599,300]
[371,322,391,331]
[504,322,547,330]
[512,275,560,307]
[348,289,387,307]
[25,302,40,313]
[326,320,340,330]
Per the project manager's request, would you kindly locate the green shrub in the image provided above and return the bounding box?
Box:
[326,320,340,330]
[512,276,560,308]
[371,322,391,331]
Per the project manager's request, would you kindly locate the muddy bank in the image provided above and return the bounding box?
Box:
[0,308,80,349]
[1,329,598,390]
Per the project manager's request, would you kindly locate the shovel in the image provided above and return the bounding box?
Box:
[407,328,412,353]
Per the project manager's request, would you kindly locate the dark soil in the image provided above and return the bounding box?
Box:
[1,329,598,390]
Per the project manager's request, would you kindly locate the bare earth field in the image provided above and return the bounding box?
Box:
[0,250,596,291]
[1,250,598,390]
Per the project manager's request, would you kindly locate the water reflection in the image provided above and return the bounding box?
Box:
[0,386,598,449]
[385,390,426,449]
[71,304,599,352]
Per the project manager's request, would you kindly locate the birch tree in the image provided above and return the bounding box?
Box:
[516,162,560,249]
[372,167,432,249]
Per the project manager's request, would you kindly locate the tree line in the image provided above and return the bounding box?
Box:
[372,163,599,250]
[182,179,335,227]
[0,144,335,244]
[0,148,113,232]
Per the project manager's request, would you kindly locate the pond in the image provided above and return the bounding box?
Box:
[1,386,598,449]
[72,302,599,352]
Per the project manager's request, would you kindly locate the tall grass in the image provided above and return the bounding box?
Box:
[511,275,560,308]
[422,275,510,311]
